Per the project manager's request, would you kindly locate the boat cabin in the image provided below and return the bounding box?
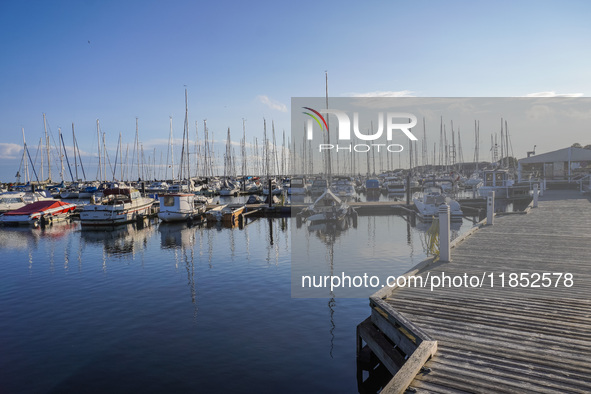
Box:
[291,178,305,188]
[101,187,141,204]
[160,193,194,210]
[483,170,514,188]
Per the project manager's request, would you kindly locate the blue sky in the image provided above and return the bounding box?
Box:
[1,0,590,181]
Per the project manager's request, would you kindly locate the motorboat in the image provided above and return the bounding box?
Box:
[79,185,155,226]
[146,181,170,194]
[477,169,524,198]
[78,182,100,199]
[365,179,381,194]
[0,191,52,213]
[464,173,483,189]
[158,193,205,222]
[332,177,356,199]
[167,181,192,194]
[413,186,463,222]
[221,203,246,225]
[288,177,307,195]
[384,177,406,194]
[309,178,328,196]
[262,178,283,195]
[0,200,77,226]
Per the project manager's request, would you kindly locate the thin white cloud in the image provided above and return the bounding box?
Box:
[257,95,288,112]
[525,91,584,97]
[0,143,23,159]
[346,90,416,98]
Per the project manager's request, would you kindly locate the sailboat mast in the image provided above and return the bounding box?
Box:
[184,88,190,184]
[170,117,175,182]
[22,127,29,183]
[102,132,107,183]
[325,71,331,181]
[203,119,208,178]
[242,119,246,177]
[96,119,101,182]
[58,127,63,182]
[72,123,78,181]
[195,121,200,178]
[135,118,140,181]
[43,113,51,183]
[120,132,123,181]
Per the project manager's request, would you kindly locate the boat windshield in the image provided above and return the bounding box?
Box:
[0,197,23,204]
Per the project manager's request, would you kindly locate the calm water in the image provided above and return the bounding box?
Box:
[0,212,476,393]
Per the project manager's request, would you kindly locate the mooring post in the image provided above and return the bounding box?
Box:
[268,179,273,208]
[439,204,451,262]
[543,178,547,191]
[539,181,544,197]
[406,174,411,205]
[487,191,495,225]
[533,184,539,208]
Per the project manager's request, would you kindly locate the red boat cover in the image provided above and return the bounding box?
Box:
[3,200,75,216]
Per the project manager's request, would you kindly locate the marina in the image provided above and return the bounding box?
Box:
[2,2,591,393]
[1,132,586,392]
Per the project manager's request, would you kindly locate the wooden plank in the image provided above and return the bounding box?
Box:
[372,256,437,300]
[371,308,417,356]
[357,318,406,376]
[381,340,437,394]
[370,296,434,342]
[431,351,591,390]
[416,360,582,394]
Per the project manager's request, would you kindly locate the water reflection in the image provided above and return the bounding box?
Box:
[158,222,200,250]
[158,222,199,317]
[80,220,156,259]
[307,218,353,245]
[0,221,79,250]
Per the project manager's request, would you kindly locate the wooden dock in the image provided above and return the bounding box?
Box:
[358,189,591,393]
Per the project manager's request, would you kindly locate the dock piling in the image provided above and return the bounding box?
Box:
[486,191,495,225]
[533,184,539,208]
[438,204,450,262]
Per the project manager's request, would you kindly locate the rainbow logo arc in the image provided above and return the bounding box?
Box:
[302,107,328,133]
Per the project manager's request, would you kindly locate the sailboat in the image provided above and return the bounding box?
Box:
[305,188,350,224]
[219,127,240,196]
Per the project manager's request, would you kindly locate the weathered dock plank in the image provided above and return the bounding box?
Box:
[362,190,591,393]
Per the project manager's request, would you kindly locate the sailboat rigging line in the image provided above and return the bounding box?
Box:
[24,143,40,183]
[73,131,86,181]
[60,132,75,182]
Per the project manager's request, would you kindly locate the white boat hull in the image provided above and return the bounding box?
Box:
[80,199,153,226]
